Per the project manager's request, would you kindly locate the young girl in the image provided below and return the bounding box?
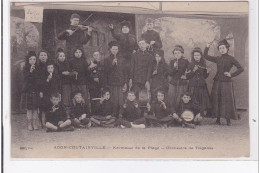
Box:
[70,91,91,128]
[186,47,211,116]
[168,45,189,110]
[70,47,90,108]
[23,51,39,130]
[150,49,169,102]
[56,48,72,107]
[37,49,49,127]
[204,39,244,126]
[88,51,104,114]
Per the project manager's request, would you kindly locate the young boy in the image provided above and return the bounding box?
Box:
[70,91,91,128]
[45,92,73,132]
[145,90,174,127]
[116,91,146,128]
[88,51,104,114]
[141,18,162,52]
[90,88,116,127]
[129,39,153,98]
[104,41,127,116]
[58,13,92,59]
[173,92,203,128]
[39,60,60,126]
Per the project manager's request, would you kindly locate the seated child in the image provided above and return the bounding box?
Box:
[172,92,203,128]
[45,92,74,132]
[116,91,146,128]
[145,90,174,127]
[70,91,91,128]
[90,88,116,127]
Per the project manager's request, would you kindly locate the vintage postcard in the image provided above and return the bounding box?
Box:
[6,1,254,159]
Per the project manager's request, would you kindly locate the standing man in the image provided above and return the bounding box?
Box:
[58,13,92,59]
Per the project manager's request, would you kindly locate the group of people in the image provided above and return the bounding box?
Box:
[22,13,244,132]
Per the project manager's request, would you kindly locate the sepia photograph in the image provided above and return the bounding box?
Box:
[7,1,251,159]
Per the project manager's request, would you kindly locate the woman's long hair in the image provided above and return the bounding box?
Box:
[24,51,37,69]
[72,47,86,60]
[190,47,206,68]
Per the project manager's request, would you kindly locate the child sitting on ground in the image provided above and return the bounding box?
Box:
[116,91,146,128]
[173,92,203,128]
[90,88,116,127]
[45,92,74,132]
[145,90,174,128]
[70,91,91,128]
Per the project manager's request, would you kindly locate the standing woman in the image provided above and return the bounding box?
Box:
[204,39,244,126]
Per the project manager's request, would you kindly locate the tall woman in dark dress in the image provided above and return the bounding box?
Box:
[204,39,244,126]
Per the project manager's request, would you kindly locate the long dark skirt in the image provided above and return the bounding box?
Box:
[168,84,187,110]
[210,80,238,120]
[188,85,211,114]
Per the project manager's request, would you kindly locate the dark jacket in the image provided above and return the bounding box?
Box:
[70,103,89,119]
[23,65,39,93]
[88,61,105,89]
[176,101,201,116]
[204,47,244,82]
[56,60,71,85]
[104,53,127,87]
[150,58,169,91]
[70,58,89,85]
[98,99,114,117]
[58,25,91,59]
[111,29,137,61]
[140,30,162,50]
[130,49,153,85]
[149,100,172,119]
[186,62,209,87]
[38,61,48,81]
[168,57,189,86]
[39,72,60,97]
[46,103,69,124]
[119,100,141,122]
